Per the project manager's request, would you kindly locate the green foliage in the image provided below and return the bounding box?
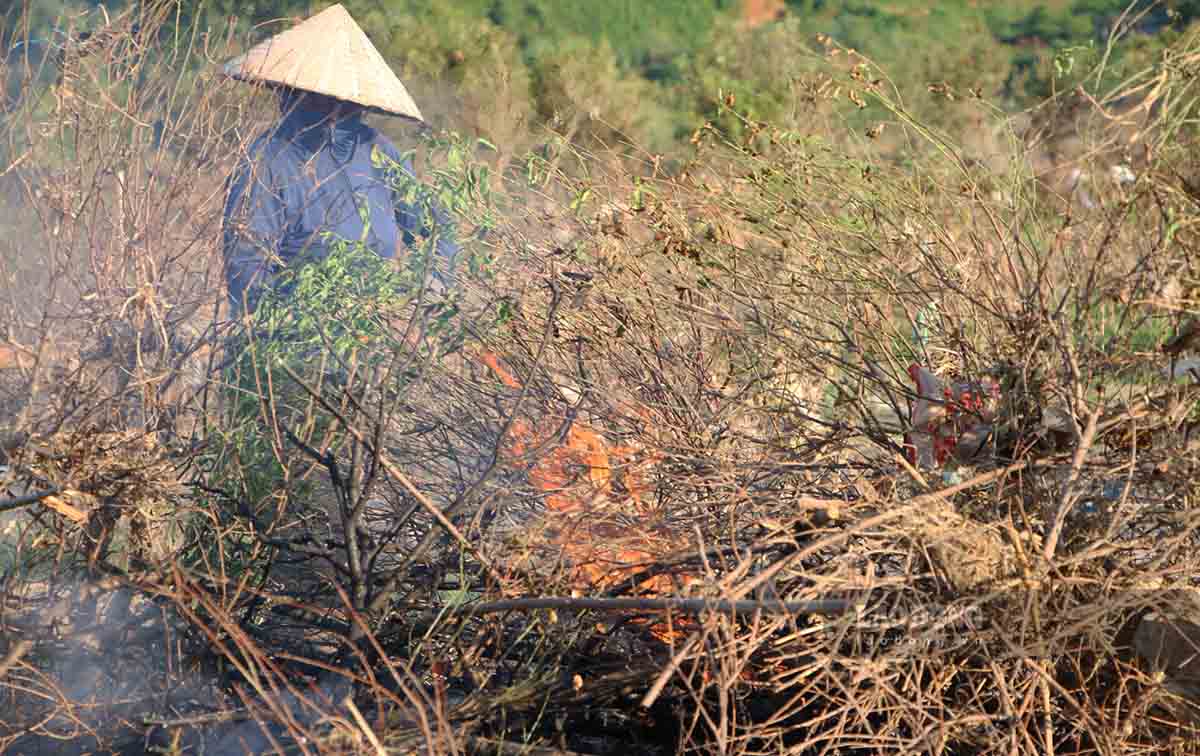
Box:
[671,17,818,140]
[213,236,421,519]
[200,148,472,532]
[2,0,93,41]
[488,0,735,78]
[205,132,503,525]
[27,1,1200,167]
[380,130,503,282]
[529,35,681,148]
[240,143,484,384]
[252,239,414,360]
[161,0,312,36]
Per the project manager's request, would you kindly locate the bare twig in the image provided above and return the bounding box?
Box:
[278,361,508,587]
[640,630,702,710]
[1042,406,1101,561]
[143,710,253,728]
[0,639,33,681]
[343,695,388,756]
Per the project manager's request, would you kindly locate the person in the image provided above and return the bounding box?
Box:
[219,4,458,316]
[159,4,455,443]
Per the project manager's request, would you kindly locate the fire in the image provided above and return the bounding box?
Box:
[477,349,699,639]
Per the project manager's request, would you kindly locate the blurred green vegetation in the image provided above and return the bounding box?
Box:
[9,0,1200,152]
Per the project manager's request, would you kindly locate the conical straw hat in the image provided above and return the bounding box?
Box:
[223,4,423,122]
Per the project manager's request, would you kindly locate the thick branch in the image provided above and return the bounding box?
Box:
[455,596,856,617]
[0,485,64,513]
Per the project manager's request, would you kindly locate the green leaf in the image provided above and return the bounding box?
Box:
[570,186,592,213]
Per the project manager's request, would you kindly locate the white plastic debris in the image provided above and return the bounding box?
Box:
[1166,358,1200,382]
[1109,163,1137,185]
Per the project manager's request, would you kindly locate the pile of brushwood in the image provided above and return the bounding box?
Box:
[1,3,1200,754]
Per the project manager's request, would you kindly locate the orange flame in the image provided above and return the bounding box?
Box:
[477,350,698,639]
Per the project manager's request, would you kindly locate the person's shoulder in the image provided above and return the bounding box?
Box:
[239,125,311,170]
[242,124,287,157]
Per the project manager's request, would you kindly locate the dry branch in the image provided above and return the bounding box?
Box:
[455,596,857,617]
[0,640,33,681]
[0,484,63,513]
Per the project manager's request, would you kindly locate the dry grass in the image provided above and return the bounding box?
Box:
[0,2,1198,754]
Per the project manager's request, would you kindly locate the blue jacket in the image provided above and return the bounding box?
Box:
[222,93,458,313]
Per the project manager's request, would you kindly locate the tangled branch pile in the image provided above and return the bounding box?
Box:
[1,3,1199,754]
